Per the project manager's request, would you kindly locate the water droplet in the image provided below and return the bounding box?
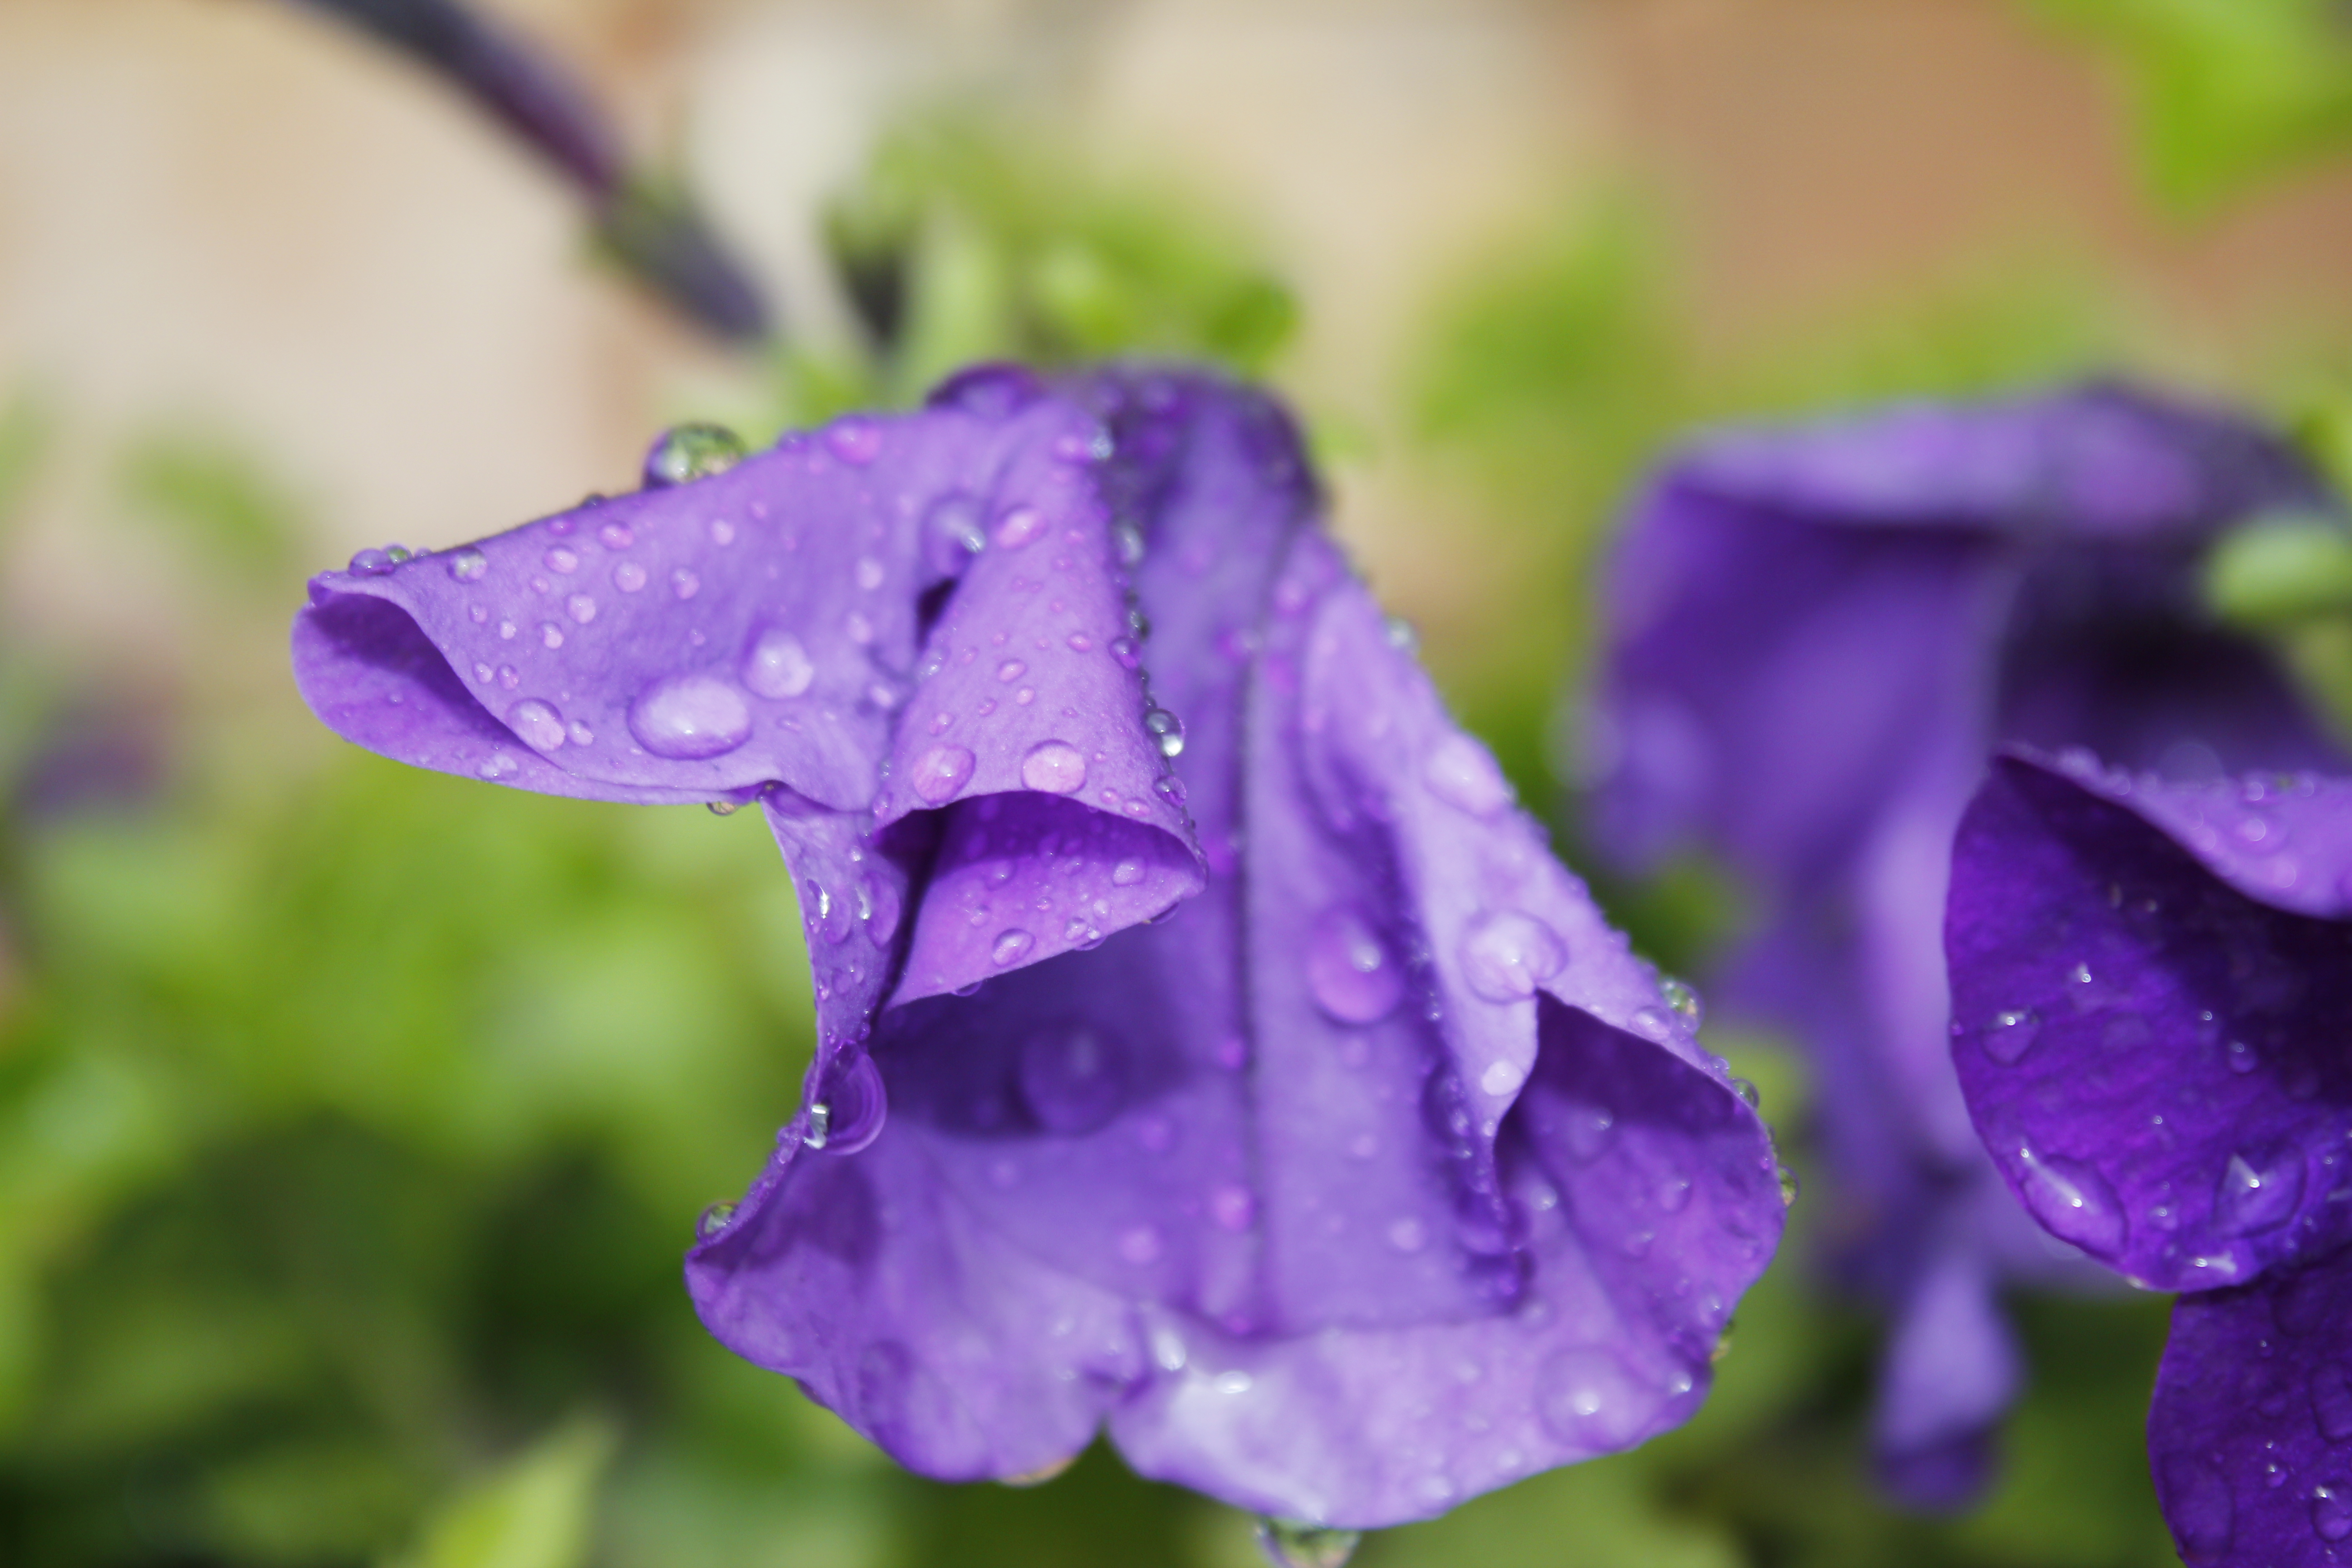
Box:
[991,929,1036,966]
[696,1202,736,1238]
[710,518,736,546]
[1480,1058,1528,1097]
[923,494,987,575]
[445,546,488,581]
[544,545,579,574]
[2159,1451,2234,1559]
[2312,1362,2352,1441]
[2317,1485,2352,1543]
[1423,733,1512,816]
[1382,615,1418,651]
[743,627,816,699]
[565,594,596,625]
[1731,1077,1760,1108]
[707,800,739,817]
[1111,519,1146,566]
[613,561,647,593]
[496,664,520,690]
[567,720,593,746]
[806,1052,887,1155]
[824,415,883,465]
[1142,707,1185,758]
[1306,906,1405,1024]
[348,547,397,575]
[628,673,753,760]
[1020,740,1088,794]
[2215,1145,2306,1236]
[533,622,562,651]
[1112,858,1144,887]
[1066,632,1093,652]
[1458,911,1568,1002]
[2014,1143,2126,1255]
[999,1455,1076,1488]
[671,567,700,599]
[1109,635,1142,670]
[1016,1022,1124,1133]
[1207,1184,1257,1231]
[1536,1347,1651,1448]
[1253,1519,1360,1568]
[908,745,975,805]
[997,659,1027,683]
[599,522,633,549]
[1985,1008,2041,1063]
[643,421,746,486]
[1661,976,1703,1026]
[1629,1006,1672,1039]
[1777,1165,1801,1206]
[856,555,886,591]
[506,698,566,751]
[993,505,1047,549]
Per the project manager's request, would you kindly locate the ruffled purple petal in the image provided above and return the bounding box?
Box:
[2148,1243,2352,1566]
[687,371,1784,1527]
[1949,751,2352,1292]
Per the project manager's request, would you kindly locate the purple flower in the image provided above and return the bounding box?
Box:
[291,367,1785,1528]
[1588,383,2342,1504]
[1949,750,2352,1565]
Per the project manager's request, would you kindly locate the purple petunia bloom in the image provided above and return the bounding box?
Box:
[1949,749,2352,1566]
[290,367,1785,1528]
[1587,384,2344,1504]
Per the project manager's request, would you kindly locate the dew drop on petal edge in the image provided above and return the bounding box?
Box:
[642,422,746,487]
[1143,706,1186,758]
[2013,1142,2125,1255]
[1253,1519,1361,1568]
[805,1053,887,1155]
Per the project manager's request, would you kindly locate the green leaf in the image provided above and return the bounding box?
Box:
[390,1416,618,1568]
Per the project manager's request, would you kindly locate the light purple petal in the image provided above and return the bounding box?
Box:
[2148,1243,2352,1566]
[1871,1239,2020,1509]
[1949,750,2352,1292]
[688,370,1784,1527]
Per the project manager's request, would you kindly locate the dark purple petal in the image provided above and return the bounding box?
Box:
[2149,1243,2352,1566]
[1672,383,2325,542]
[688,371,1784,1527]
[1949,751,2352,1292]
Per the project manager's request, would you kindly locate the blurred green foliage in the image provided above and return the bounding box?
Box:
[2027,0,2352,210]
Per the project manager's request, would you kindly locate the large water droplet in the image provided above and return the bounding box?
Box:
[1423,733,1512,816]
[1142,707,1185,759]
[805,1052,887,1155]
[613,561,647,593]
[824,415,883,466]
[743,627,817,699]
[1536,1346,1651,1448]
[1112,858,1144,887]
[908,745,976,805]
[1459,911,1568,1002]
[998,1455,1077,1489]
[628,673,753,760]
[922,493,987,576]
[1020,740,1088,794]
[992,505,1047,549]
[2014,1143,2126,1256]
[991,928,1036,966]
[696,1201,736,1239]
[506,698,566,751]
[1253,1519,1360,1568]
[2313,1361,2352,1441]
[1984,1008,2041,1064]
[2159,1451,2234,1560]
[1108,635,1142,671]
[2215,1145,2306,1236]
[1661,976,1703,1026]
[445,546,488,581]
[643,422,746,486]
[1018,1022,1125,1133]
[2316,1485,2352,1543]
[1306,906,1405,1024]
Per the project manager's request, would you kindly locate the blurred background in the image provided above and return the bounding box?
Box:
[5,0,2352,1563]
